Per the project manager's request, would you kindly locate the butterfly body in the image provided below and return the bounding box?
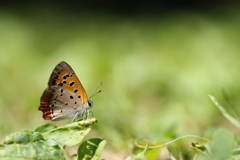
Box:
[39,61,92,121]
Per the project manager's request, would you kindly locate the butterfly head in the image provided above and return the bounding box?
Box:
[88,100,93,107]
[87,82,102,107]
[87,89,101,108]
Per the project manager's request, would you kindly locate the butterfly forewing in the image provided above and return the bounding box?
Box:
[39,61,90,121]
[48,61,88,104]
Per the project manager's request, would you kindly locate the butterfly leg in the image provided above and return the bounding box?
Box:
[88,110,94,118]
[81,110,89,120]
[72,111,81,122]
[72,108,94,122]
[83,110,95,120]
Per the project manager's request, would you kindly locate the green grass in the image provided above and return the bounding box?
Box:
[1,8,240,159]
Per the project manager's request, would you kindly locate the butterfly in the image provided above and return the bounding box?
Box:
[39,61,98,122]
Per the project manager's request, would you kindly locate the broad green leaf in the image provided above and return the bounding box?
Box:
[34,123,57,133]
[77,138,106,160]
[193,129,233,160]
[210,129,233,160]
[0,130,64,160]
[209,95,240,129]
[4,130,44,144]
[0,118,97,159]
[42,118,97,148]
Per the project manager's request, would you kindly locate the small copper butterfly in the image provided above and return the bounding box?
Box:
[39,61,97,122]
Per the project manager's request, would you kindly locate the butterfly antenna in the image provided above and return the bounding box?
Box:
[89,82,102,100]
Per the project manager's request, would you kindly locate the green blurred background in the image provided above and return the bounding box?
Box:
[1,1,240,158]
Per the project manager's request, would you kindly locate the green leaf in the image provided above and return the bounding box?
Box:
[210,129,233,160]
[4,130,44,144]
[191,142,211,159]
[34,123,57,133]
[209,94,240,129]
[77,138,106,160]
[191,142,208,153]
[232,148,240,159]
[0,130,64,159]
[125,145,148,160]
[195,129,233,160]
[42,119,97,148]
[77,117,98,126]
[0,118,98,159]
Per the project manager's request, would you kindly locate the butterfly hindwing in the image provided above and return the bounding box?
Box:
[39,87,88,120]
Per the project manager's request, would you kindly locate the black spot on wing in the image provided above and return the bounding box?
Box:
[70,81,75,86]
[74,89,78,93]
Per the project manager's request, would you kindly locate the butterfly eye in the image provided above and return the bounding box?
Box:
[88,101,93,107]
